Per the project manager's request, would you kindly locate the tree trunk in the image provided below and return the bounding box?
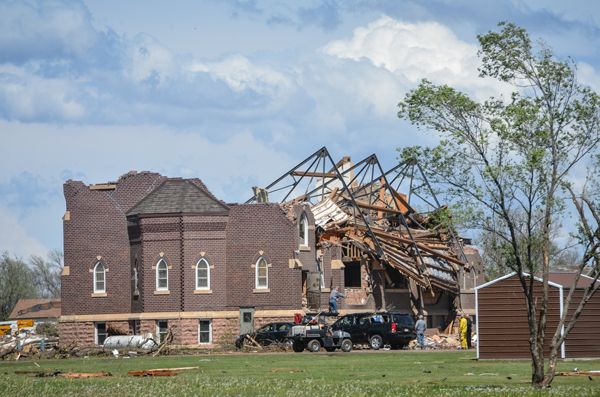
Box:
[541,344,561,387]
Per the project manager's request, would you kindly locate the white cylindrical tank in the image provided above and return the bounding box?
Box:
[103,333,158,350]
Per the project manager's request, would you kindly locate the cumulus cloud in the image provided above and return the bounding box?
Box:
[190,55,292,97]
[323,16,511,100]
[0,64,85,121]
[0,0,99,64]
[126,34,177,86]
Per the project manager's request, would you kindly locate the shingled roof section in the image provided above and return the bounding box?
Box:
[127,178,229,216]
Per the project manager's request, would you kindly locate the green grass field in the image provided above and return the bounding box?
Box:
[1,350,599,396]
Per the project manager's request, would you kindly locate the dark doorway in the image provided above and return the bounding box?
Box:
[344,261,361,287]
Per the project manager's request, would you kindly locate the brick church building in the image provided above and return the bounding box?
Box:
[60,171,337,346]
[60,164,482,347]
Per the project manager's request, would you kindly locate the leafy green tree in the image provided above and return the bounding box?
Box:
[0,252,36,320]
[398,22,600,387]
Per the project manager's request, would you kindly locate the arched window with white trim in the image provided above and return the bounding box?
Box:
[299,213,308,246]
[196,258,210,290]
[255,257,268,289]
[93,262,106,293]
[156,259,168,291]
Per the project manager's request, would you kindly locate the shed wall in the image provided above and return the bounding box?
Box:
[477,276,561,359]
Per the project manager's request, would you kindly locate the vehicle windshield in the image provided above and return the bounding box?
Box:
[392,314,414,327]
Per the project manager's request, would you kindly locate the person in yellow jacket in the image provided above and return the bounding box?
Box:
[458,313,468,349]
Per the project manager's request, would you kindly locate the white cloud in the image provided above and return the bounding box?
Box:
[126,34,177,86]
[323,16,510,100]
[189,55,292,97]
[0,121,293,201]
[0,205,48,258]
[0,65,85,121]
[0,0,99,63]
[577,62,600,92]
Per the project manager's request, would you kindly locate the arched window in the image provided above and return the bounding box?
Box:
[196,258,210,290]
[299,213,308,246]
[94,262,106,293]
[255,257,268,289]
[156,259,168,291]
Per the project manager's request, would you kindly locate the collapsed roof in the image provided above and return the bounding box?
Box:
[247,147,470,294]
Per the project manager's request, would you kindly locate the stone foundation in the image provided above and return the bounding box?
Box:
[59,314,297,348]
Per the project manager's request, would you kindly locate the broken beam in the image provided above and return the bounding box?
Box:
[354,200,406,215]
[291,171,338,178]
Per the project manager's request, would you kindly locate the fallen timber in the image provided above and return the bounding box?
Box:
[247,147,471,308]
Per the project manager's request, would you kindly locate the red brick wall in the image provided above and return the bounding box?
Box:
[182,215,229,311]
[138,216,183,312]
[226,204,303,310]
[62,172,165,316]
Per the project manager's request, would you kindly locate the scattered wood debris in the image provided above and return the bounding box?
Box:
[128,367,198,377]
[270,368,304,373]
[58,371,111,379]
[15,370,111,378]
[557,370,600,377]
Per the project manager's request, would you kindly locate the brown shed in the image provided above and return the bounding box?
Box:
[475,272,600,359]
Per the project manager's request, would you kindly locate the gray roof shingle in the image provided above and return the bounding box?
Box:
[127,179,229,216]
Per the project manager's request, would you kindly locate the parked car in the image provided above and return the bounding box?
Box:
[235,322,294,348]
[330,312,415,350]
[287,324,352,353]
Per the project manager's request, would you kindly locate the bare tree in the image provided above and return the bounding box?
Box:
[30,249,63,298]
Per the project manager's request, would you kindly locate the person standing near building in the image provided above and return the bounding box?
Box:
[466,314,473,349]
[458,313,468,349]
[329,287,345,314]
[414,314,427,349]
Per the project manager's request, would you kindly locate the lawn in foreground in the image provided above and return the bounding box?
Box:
[0,350,599,396]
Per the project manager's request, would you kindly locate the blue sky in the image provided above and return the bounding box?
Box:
[1,0,600,258]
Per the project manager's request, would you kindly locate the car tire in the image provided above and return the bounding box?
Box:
[369,335,383,350]
[284,338,294,350]
[341,339,353,352]
[307,339,321,353]
[292,341,304,353]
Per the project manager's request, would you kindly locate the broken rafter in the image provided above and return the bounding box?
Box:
[354,199,406,215]
[291,171,337,178]
[362,226,468,269]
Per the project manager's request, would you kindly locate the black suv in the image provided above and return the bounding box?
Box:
[235,322,294,348]
[330,312,415,349]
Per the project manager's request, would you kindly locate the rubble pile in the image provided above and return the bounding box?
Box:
[250,148,471,297]
[0,334,58,360]
[408,334,461,350]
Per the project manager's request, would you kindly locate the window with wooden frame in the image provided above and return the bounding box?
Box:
[156,259,168,290]
[198,320,212,344]
[196,258,210,290]
[93,261,106,293]
[156,320,168,343]
[95,322,107,345]
[255,257,268,289]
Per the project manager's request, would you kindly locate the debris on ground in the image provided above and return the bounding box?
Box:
[128,367,198,377]
[270,368,304,373]
[408,334,461,350]
[15,370,111,378]
[557,370,600,377]
[0,334,59,360]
